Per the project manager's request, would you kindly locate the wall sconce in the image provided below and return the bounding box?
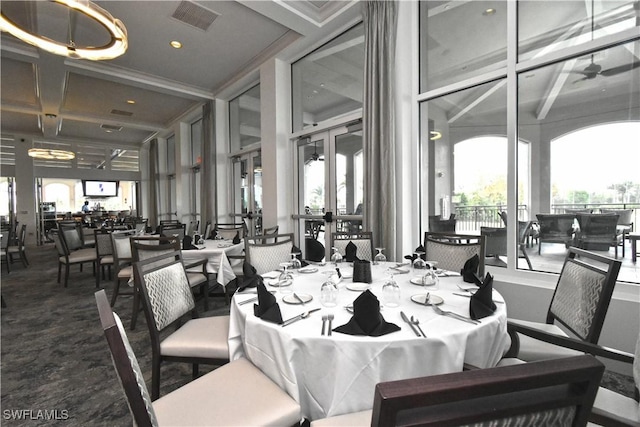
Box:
[430,131,442,140]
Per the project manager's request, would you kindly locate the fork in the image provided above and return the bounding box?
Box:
[432,304,480,325]
[327,314,334,336]
[410,316,426,337]
[321,315,328,336]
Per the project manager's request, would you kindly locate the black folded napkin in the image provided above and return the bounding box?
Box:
[253,283,283,324]
[182,235,198,250]
[334,290,400,337]
[237,262,264,292]
[469,272,496,320]
[461,254,480,283]
[291,245,309,267]
[232,231,241,244]
[345,241,359,262]
[353,259,372,283]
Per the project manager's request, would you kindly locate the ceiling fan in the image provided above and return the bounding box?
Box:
[305,142,324,164]
[571,0,640,83]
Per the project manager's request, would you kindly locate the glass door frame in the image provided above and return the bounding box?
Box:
[293,121,364,260]
[229,148,262,235]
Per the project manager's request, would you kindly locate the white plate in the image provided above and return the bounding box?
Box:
[282,293,313,304]
[411,294,444,306]
[298,267,318,274]
[346,283,370,291]
[262,271,280,279]
[410,276,438,286]
[217,242,233,248]
[267,279,292,287]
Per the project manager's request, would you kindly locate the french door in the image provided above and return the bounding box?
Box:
[230,150,262,235]
[294,122,363,260]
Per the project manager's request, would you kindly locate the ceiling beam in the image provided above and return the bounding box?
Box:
[447,80,506,124]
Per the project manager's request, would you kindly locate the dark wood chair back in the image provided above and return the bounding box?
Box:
[371,355,603,427]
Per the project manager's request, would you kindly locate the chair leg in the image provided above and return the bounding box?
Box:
[19,250,28,267]
[192,363,199,379]
[96,262,101,289]
[64,264,70,287]
[111,280,121,307]
[520,245,533,270]
[57,263,62,283]
[152,357,161,401]
[130,291,140,330]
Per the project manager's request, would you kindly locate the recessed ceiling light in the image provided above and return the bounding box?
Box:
[170,40,182,49]
[483,8,496,16]
[126,99,136,104]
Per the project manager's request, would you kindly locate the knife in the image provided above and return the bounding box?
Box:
[400,311,421,337]
[452,292,504,303]
[293,292,306,305]
[281,308,321,327]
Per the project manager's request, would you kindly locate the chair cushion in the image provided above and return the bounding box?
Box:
[99,255,114,265]
[67,248,97,263]
[510,319,583,362]
[310,410,372,426]
[117,265,133,279]
[153,357,300,426]
[591,386,640,425]
[160,315,229,360]
[186,272,208,287]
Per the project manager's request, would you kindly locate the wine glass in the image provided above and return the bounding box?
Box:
[278,262,293,295]
[373,247,387,265]
[290,252,302,271]
[412,251,427,272]
[421,268,439,291]
[382,270,401,307]
[330,247,343,265]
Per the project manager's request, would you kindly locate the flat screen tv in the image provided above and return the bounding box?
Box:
[82,180,119,197]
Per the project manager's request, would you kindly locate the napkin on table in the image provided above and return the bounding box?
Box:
[291,245,309,267]
[237,262,264,292]
[469,272,497,320]
[232,231,241,244]
[460,254,480,283]
[253,283,283,324]
[333,290,400,337]
[345,241,359,262]
[404,245,426,263]
[182,235,198,250]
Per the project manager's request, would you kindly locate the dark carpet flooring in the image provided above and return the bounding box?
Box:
[1,244,636,426]
[1,243,229,426]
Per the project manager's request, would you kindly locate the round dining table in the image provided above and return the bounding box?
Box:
[228,262,510,421]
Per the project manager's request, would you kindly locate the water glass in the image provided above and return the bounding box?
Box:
[278,262,293,295]
[382,273,401,307]
[422,269,439,290]
[373,247,387,265]
[330,247,343,265]
[290,252,302,271]
[412,251,427,272]
[320,280,338,307]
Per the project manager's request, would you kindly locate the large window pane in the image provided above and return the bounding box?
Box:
[419,1,507,92]
[292,23,364,132]
[229,84,261,152]
[519,0,638,62]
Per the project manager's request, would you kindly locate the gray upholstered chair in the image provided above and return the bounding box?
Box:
[481,222,533,270]
[428,215,457,233]
[94,228,114,288]
[158,222,186,241]
[110,230,136,306]
[95,290,301,425]
[536,213,576,254]
[6,223,29,268]
[576,213,623,258]
[52,228,97,287]
[504,247,621,362]
[213,222,247,240]
[310,355,603,427]
[331,231,374,261]
[132,256,229,400]
[423,232,485,277]
[245,233,294,275]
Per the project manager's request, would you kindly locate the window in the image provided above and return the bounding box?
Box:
[0,138,15,166]
[420,2,639,283]
[229,84,261,152]
[291,22,364,132]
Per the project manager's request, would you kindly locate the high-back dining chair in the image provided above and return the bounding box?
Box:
[202,221,212,240]
[94,228,114,288]
[186,219,199,236]
[504,247,621,362]
[423,232,485,277]
[95,289,300,426]
[310,355,604,427]
[53,227,98,287]
[110,230,136,306]
[331,231,374,261]
[245,233,294,275]
[158,223,186,241]
[213,222,247,240]
[132,256,229,400]
[6,223,29,268]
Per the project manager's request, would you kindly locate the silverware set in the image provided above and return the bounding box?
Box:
[281,308,321,327]
[431,304,480,325]
[401,311,426,337]
[321,314,334,336]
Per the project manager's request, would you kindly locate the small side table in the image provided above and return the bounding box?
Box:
[629,232,640,263]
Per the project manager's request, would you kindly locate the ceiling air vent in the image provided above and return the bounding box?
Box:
[101,124,123,132]
[172,1,219,31]
[110,109,133,117]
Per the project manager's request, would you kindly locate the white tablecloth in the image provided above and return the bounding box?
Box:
[182,239,243,287]
[228,263,510,420]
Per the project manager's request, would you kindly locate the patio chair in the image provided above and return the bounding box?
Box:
[245,233,294,275]
[331,231,374,261]
[132,256,229,400]
[575,213,623,258]
[503,247,621,362]
[601,208,634,253]
[310,355,603,427]
[428,215,456,233]
[535,213,576,254]
[95,290,300,425]
[481,222,533,270]
[423,232,485,277]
